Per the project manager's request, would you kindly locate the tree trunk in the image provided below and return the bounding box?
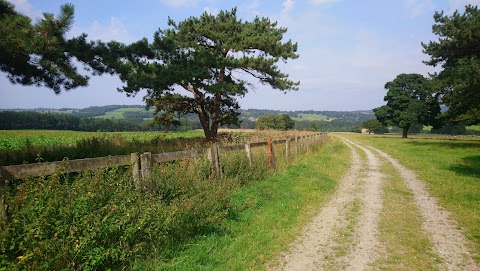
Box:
[195,98,216,141]
[402,126,409,138]
[164,121,171,133]
[203,128,213,141]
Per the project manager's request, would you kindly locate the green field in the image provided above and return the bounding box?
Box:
[0,130,205,151]
[291,113,335,122]
[338,133,480,262]
[468,125,480,132]
[92,107,150,119]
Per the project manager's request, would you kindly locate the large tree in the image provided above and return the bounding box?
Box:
[373,73,441,138]
[107,8,299,141]
[0,1,108,93]
[255,114,295,130]
[422,5,480,125]
[361,119,384,134]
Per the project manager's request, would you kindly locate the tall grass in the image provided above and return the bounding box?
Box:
[0,131,324,270]
[134,137,349,270]
[338,133,480,263]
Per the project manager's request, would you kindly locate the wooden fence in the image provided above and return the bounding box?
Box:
[0,132,328,220]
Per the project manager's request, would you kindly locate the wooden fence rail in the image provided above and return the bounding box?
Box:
[0,132,327,183]
[0,132,328,220]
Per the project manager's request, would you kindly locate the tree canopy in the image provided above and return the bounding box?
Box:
[422,5,480,125]
[373,73,441,138]
[105,8,299,141]
[256,114,295,130]
[0,0,108,93]
[361,119,386,134]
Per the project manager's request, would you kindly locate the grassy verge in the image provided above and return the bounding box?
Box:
[372,159,439,270]
[134,138,350,270]
[337,133,480,263]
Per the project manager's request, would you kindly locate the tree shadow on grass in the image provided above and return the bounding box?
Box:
[406,140,480,150]
[449,155,480,178]
[404,140,480,178]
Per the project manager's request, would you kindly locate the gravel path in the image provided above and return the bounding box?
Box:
[270,137,478,271]
[367,145,478,271]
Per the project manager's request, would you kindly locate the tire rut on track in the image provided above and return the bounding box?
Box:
[271,138,385,270]
[340,139,384,271]
[366,145,478,271]
[270,137,478,271]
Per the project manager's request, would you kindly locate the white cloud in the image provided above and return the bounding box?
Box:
[246,0,261,18]
[160,0,199,8]
[282,0,295,14]
[280,0,295,24]
[405,0,435,18]
[204,6,219,15]
[70,17,136,43]
[7,0,42,19]
[310,0,340,5]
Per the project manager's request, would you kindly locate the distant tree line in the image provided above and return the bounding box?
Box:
[0,111,149,131]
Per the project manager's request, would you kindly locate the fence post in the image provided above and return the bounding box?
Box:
[0,181,6,222]
[131,153,141,187]
[215,143,222,178]
[295,136,299,156]
[285,138,290,162]
[268,138,276,168]
[300,136,304,153]
[140,152,152,189]
[245,142,253,165]
[208,144,222,178]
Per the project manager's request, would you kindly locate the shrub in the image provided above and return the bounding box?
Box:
[0,158,233,270]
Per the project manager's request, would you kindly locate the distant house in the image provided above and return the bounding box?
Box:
[361,128,369,134]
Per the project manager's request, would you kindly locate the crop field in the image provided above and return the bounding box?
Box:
[0,130,205,151]
[93,107,151,119]
[0,129,317,166]
[291,113,335,122]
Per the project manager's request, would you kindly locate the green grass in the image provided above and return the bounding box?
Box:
[338,133,480,263]
[467,125,480,132]
[372,159,439,270]
[94,108,151,119]
[132,138,350,270]
[0,130,205,151]
[291,113,335,122]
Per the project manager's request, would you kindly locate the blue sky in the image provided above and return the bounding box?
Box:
[1,0,477,110]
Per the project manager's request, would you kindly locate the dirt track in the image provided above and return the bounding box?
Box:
[270,137,478,271]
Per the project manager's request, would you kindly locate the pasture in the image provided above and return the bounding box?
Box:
[93,107,150,119]
[291,113,335,122]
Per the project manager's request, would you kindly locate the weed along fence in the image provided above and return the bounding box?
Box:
[0,132,327,221]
